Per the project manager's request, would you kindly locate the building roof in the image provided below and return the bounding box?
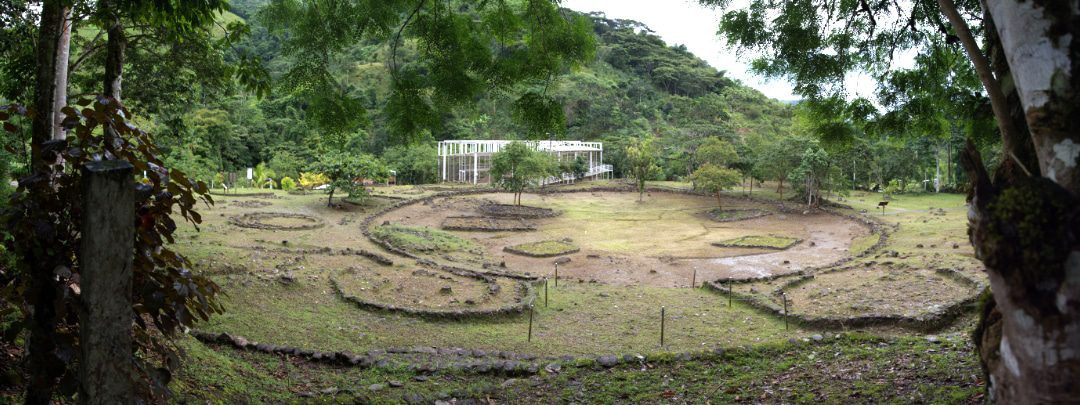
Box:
[438,140,602,155]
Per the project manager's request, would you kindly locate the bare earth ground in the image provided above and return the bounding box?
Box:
[375,191,869,286]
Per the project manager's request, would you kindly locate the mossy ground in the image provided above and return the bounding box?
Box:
[371,224,482,254]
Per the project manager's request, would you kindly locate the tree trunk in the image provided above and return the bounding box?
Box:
[25,1,69,402]
[52,6,72,140]
[104,13,125,102]
[955,1,1080,402]
[327,188,334,207]
[715,191,722,210]
[749,178,753,196]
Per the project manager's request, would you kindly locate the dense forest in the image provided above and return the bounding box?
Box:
[0,0,998,194]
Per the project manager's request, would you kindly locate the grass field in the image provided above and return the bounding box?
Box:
[160,181,987,402]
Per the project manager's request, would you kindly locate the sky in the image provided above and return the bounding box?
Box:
[560,0,802,101]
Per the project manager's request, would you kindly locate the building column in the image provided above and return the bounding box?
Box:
[473,152,478,184]
[441,155,447,182]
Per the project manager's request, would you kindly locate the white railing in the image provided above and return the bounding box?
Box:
[541,164,613,186]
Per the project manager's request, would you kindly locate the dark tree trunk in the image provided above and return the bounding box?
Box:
[25,1,69,402]
[103,14,125,102]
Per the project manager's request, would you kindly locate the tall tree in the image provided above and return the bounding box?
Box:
[490,141,556,205]
[626,136,659,202]
[704,0,1080,400]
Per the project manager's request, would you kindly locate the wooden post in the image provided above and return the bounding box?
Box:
[728,284,732,307]
[660,306,666,347]
[691,268,696,288]
[544,279,549,307]
[782,293,789,331]
[527,305,534,342]
[79,160,135,404]
[554,263,558,287]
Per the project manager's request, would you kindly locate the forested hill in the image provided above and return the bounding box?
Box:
[222,1,795,180]
[0,2,791,184]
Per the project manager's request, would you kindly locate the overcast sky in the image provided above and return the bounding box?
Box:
[560,0,802,101]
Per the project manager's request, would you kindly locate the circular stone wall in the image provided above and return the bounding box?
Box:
[229,212,326,231]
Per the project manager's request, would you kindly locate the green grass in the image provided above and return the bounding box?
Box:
[715,234,799,249]
[196,277,796,357]
[505,240,578,256]
[849,233,881,256]
[172,333,982,403]
[371,224,480,254]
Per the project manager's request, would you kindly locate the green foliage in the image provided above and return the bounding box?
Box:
[695,137,739,167]
[307,152,389,206]
[490,142,557,205]
[253,162,277,189]
[0,98,222,399]
[279,176,297,191]
[560,155,589,182]
[267,149,303,180]
[626,136,660,200]
[690,163,741,208]
[789,147,831,205]
[382,144,437,185]
[259,0,597,142]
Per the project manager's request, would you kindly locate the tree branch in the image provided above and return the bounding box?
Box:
[936,0,1028,176]
[391,0,426,82]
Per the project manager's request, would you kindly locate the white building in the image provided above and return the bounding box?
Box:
[437,140,613,184]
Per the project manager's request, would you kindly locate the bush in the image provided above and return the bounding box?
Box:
[280,177,297,191]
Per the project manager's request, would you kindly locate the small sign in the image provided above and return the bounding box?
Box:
[878,201,888,215]
[246,167,253,180]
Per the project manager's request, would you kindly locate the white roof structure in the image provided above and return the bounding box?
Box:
[438,140,602,156]
[437,139,611,185]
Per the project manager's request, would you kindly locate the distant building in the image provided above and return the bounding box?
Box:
[437,140,613,184]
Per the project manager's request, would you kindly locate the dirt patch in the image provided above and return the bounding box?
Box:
[504,240,580,257]
[229,212,325,231]
[705,208,771,222]
[479,203,560,219]
[713,235,801,250]
[442,216,536,232]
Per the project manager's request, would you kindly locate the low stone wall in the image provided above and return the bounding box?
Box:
[704,265,984,332]
[330,277,537,320]
[229,212,326,231]
[712,238,802,250]
[240,244,395,266]
[210,191,277,198]
[441,216,536,232]
[502,246,581,258]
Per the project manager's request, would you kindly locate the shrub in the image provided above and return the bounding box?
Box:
[280,177,297,191]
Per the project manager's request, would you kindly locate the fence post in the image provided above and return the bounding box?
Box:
[79,160,135,404]
[528,305,534,342]
[691,268,696,288]
[554,263,559,287]
[782,293,789,331]
[660,306,666,347]
[544,279,549,307]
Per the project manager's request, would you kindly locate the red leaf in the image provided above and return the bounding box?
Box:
[3,122,16,133]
